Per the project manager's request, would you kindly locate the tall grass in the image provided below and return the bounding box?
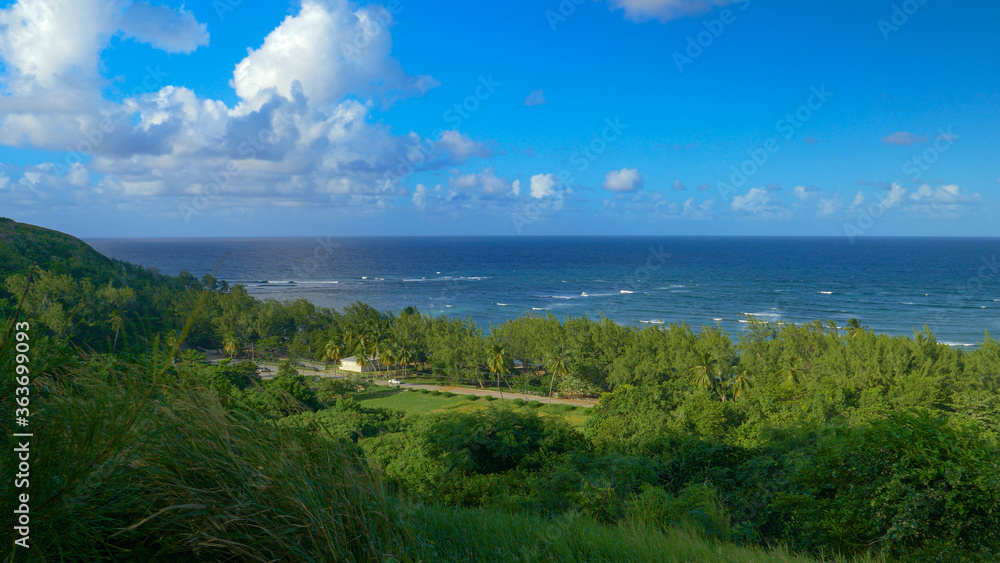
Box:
[2,357,399,561]
[398,504,883,563]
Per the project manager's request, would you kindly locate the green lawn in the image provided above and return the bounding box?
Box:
[357,388,593,427]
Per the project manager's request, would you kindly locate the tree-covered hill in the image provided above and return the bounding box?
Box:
[0,217,117,281]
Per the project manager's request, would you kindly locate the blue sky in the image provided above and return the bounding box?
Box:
[0,0,997,237]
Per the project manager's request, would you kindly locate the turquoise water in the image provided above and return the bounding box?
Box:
[87,236,1000,346]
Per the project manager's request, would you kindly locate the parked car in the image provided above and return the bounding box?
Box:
[388,379,401,386]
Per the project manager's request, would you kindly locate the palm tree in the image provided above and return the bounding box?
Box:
[223,333,239,359]
[325,341,342,368]
[691,350,717,393]
[846,318,863,338]
[398,347,413,378]
[487,343,509,399]
[728,369,754,402]
[782,355,804,389]
[545,348,571,405]
[109,312,124,353]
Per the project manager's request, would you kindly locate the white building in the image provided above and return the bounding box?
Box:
[338,356,376,373]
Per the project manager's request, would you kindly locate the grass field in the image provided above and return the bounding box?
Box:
[357,387,594,427]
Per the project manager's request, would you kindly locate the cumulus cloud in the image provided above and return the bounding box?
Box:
[448,167,516,196]
[602,168,643,193]
[412,183,427,211]
[731,187,791,219]
[231,0,436,108]
[682,197,714,220]
[816,195,842,217]
[672,179,686,191]
[907,184,981,216]
[530,173,563,199]
[607,0,735,22]
[524,89,548,106]
[0,0,486,217]
[882,131,927,146]
[849,191,866,210]
[119,1,209,53]
[793,185,819,200]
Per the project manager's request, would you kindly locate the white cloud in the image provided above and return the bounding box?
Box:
[119,2,209,54]
[793,185,819,200]
[607,0,735,22]
[530,173,561,199]
[412,183,427,211]
[672,179,686,191]
[448,167,515,196]
[906,184,981,217]
[849,191,866,210]
[816,196,842,217]
[731,187,791,219]
[0,0,487,217]
[512,180,522,197]
[602,168,643,193]
[682,197,714,220]
[231,0,436,108]
[524,90,548,106]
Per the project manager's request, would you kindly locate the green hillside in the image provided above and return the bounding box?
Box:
[0,217,116,281]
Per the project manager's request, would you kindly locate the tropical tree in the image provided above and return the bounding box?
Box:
[325,340,342,367]
[223,333,239,359]
[545,347,571,405]
[783,355,804,389]
[487,343,510,399]
[846,318,863,338]
[727,369,754,402]
[691,350,718,393]
[108,311,124,353]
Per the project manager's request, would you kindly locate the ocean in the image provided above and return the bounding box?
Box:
[86,237,1000,347]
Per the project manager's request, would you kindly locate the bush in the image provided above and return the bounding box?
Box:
[773,410,1000,558]
[432,390,442,396]
[466,395,480,401]
[625,483,731,541]
[443,391,455,398]
[513,398,525,406]
[484,395,496,401]
[528,401,543,409]
[419,389,430,394]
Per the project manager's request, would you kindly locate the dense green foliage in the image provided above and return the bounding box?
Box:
[4,218,999,561]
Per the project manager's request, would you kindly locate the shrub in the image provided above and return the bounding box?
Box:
[528,401,543,409]
[625,483,731,541]
[484,395,496,401]
[466,395,480,401]
[443,391,455,398]
[773,410,1000,558]
[432,390,442,396]
[513,398,525,406]
[419,389,430,394]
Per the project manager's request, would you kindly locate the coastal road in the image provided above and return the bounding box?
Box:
[376,380,597,408]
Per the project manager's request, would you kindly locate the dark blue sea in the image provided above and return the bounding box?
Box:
[86,237,1000,347]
